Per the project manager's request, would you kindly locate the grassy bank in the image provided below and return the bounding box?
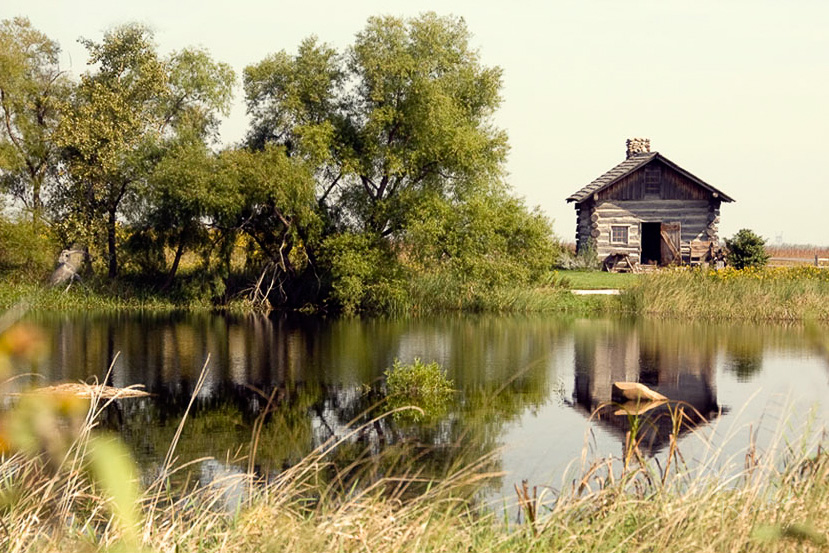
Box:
[406,273,623,315]
[625,266,829,321]
[1,386,826,553]
[6,266,829,322]
[0,281,256,313]
[0,274,624,316]
[553,269,639,290]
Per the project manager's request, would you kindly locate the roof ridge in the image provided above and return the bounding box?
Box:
[565,151,734,204]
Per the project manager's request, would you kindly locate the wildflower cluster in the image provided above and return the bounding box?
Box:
[706,266,829,283]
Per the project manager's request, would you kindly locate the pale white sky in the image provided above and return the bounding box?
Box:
[4,0,829,245]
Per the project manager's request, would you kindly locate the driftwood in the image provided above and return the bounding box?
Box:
[613,399,668,416]
[12,383,150,399]
[611,382,668,416]
[50,249,86,289]
[612,381,667,402]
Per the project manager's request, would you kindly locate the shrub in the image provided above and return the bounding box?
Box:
[726,229,770,269]
[319,232,408,315]
[384,358,453,422]
[0,217,59,281]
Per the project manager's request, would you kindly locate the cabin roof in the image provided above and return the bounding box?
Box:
[566,152,735,204]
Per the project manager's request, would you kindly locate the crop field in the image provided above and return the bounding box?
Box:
[766,244,829,267]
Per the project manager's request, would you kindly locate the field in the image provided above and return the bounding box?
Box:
[766,244,829,267]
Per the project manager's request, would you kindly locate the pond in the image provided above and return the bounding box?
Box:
[7,312,829,500]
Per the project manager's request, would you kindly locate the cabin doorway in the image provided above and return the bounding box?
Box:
[640,222,681,266]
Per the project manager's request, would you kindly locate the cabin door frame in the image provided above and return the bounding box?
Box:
[640,221,681,266]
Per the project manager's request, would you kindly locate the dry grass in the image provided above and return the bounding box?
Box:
[766,244,829,267]
[10,383,150,399]
[0,375,826,552]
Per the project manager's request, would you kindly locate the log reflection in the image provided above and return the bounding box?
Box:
[572,319,721,456]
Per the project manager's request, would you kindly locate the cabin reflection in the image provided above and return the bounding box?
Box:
[572,320,721,455]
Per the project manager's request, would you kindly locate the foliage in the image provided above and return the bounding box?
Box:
[319,232,407,315]
[404,187,559,291]
[556,239,601,270]
[0,216,58,280]
[726,228,770,269]
[244,12,507,237]
[0,15,562,315]
[211,145,322,307]
[384,358,454,422]
[0,17,70,219]
[55,24,234,278]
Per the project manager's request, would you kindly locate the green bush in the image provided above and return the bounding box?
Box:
[319,232,408,315]
[0,217,58,281]
[726,228,769,269]
[384,358,454,422]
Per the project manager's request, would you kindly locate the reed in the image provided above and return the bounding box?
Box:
[1,377,826,552]
[624,266,829,321]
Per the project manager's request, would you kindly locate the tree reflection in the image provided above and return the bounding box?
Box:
[12,312,829,492]
[14,312,567,494]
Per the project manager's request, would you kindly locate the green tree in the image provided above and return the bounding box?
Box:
[405,186,558,290]
[243,12,507,237]
[0,17,70,220]
[126,47,235,288]
[725,228,769,269]
[128,136,217,288]
[212,145,321,307]
[241,13,562,313]
[57,24,234,278]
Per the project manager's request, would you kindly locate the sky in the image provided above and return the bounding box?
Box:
[4,0,829,246]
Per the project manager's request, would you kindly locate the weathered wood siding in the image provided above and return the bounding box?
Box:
[574,158,723,264]
[591,200,720,262]
[575,202,594,252]
[597,160,711,202]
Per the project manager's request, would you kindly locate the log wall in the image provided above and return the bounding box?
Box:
[576,199,722,264]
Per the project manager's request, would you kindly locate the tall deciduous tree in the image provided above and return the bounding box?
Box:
[57,24,234,277]
[244,12,508,237]
[0,17,70,219]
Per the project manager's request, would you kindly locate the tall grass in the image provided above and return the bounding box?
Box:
[0,281,257,313]
[766,244,829,261]
[406,272,621,315]
[624,266,829,321]
[1,380,826,552]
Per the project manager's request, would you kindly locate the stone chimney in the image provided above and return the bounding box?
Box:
[626,138,651,159]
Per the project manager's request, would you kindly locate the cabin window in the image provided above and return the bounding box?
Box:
[611,225,629,245]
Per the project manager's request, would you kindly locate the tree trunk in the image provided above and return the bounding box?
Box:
[107,208,118,278]
[161,237,185,291]
[32,174,42,223]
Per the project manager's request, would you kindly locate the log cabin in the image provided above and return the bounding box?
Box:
[566,139,735,270]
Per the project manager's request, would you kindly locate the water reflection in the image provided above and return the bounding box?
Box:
[6,312,829,494]
[572,319,721,455]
